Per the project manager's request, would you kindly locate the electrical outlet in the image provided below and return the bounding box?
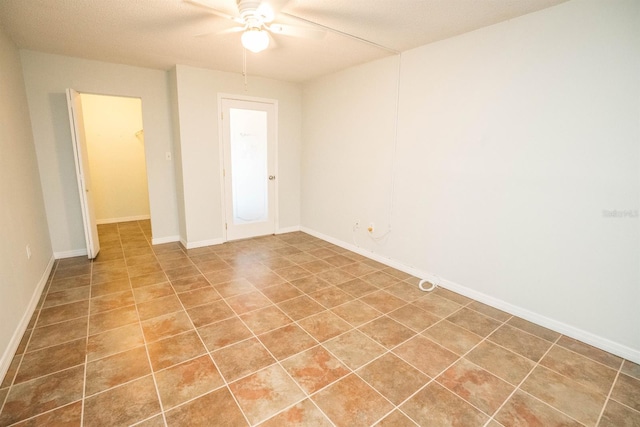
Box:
[26,244,32,260]
[368,222,375,233]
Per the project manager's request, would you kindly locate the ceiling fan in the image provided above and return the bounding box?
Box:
[185,0,325,53]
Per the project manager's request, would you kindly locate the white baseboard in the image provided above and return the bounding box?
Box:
[277,226,301,234]
[151,235,180,245]
[301,227,640,365]
[182,238,225,250]
[54,249,88,259]
[0,255,55,382]
[96,215,150,225]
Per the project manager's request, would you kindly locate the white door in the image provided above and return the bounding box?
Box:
[221,98,277,241]
[66,88,100,259]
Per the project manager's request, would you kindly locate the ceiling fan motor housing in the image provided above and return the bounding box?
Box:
[237,0,268,24]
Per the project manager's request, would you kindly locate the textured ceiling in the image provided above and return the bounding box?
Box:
[0,0,568,83]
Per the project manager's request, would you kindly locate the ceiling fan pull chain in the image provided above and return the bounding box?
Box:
[242,47,248,91]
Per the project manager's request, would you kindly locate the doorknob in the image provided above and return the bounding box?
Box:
[268,175,276,180]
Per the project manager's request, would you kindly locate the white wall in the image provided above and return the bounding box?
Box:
[0,28,53,378]
[301,0,640,362]
[172,65,302,247]
[20,51,180,255]
[81,94,150,224]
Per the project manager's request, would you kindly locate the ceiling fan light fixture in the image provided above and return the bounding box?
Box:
[241,28,269,53]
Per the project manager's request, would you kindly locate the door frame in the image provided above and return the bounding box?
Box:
[217,93,279,242]
[66,88,100,259]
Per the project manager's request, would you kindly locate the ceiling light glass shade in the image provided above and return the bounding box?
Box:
[241,29,269,53]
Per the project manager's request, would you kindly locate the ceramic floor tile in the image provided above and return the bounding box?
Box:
[387,304,440,332]
[141,310,194,343]
[289,276,331,294]
[598,398,640,427]
[360,291,406,313]
[393,335,459,378]
[91,278,131,298]
[83,375,161,427]
[521,365,607,425]
[316,268,356,286]
[340,263,377,278]
[197,316,253,351]
[423,320,483,355]
[170,275,211,293]
[230,364,306,425]
[187,300,235,328]
[331,299,382,327]
[15,339,85,385]
[85,346,151,396]
[92,267,128,285]
[361,271,399,289]
[466,340,535,385]
[507,316,561,342]
[127,262,163,278]
[155,355,224,410]
[164,387,248,427]
[375,409,419,427]
[447,307,502,337]
[261,283,303,303]
[43,286,90,308]
[556,336,623,370]
[214,278,256,298]
[275,265,313,281]
[298,310,352,343]
[540,344,617,395]
[147,331,207,371]
[36,300,89,328]
[240,305,293,335]
[437,358,514,415]
[258,324,317,360]
[87,323,145,361]
[494,389,584,427]
[50,274,91,292]
[137,294,183,321]
[89,304,139,335]
[309,287,354,309]
[176,286,221,309]
[245,271,288,289]
[226,290,273,315]
[0,366,84,426]
[1,355,21,388]
[383,282,426,302]
[489,324,553,362]
[312,374,394,427]
[401,382,488,427]
[130,272,168,289]
[622,360,640,380]
[89,290,135,314]
[278,296,326,321]
[133,282,174,303]
[212,338,276,382]
[282,345,350,394]
[611,373,640,412]
[26,317,88,352]
[357,352,429,405]
[323,330,386,370]
[358,316,416,349]
[258,399,333,426]
[412,294,461,318]
[9,401,82,427]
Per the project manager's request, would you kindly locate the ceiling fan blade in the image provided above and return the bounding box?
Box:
[183,0,243,24]
[218,26,246,35]
[266,23,326,40]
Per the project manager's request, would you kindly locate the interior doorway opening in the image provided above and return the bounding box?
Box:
[67,90,151,258]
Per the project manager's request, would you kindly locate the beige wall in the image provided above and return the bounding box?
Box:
[20,51,180,256]
[172,65,302,247]
[0,27,53,379]
[80,94,150,224]
[301,0,640,362]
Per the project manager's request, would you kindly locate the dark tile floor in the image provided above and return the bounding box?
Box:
[0,220,638,426]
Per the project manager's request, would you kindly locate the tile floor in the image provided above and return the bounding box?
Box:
[0,220,638,426]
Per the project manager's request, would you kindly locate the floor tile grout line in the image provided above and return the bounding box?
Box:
[128,221,170,427]
[0,260,60,421]
[161,241,254,427]
[594,356,625,426]
[79,250,96,427]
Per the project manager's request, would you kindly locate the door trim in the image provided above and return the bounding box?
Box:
[217,93,279,242]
